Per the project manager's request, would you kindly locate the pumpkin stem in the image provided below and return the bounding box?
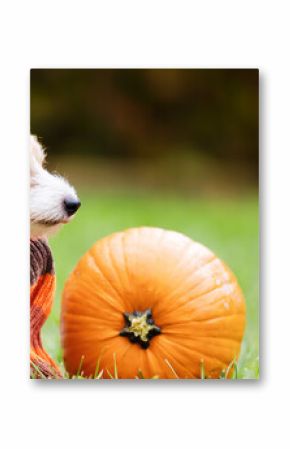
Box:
[120,308,161,349]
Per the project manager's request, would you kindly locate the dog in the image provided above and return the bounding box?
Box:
[30,135,81,238]
[30,135,80,378]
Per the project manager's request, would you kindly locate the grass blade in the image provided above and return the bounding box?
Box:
[200,360,206,379]
[164,358,179,379]
[113,353,118,379]
[94,358,101,379]
[76,355,85,377]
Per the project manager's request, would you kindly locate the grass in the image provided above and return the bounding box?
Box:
[42,189,259,379]
[32,357,240,380]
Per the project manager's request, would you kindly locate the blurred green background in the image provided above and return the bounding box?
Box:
[31,69,259,379]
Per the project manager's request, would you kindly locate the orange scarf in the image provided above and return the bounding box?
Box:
[30,239,62,378]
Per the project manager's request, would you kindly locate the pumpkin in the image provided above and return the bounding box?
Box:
[61,227,246,379]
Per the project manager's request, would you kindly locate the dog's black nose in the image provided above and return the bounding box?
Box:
[64,197,81,216]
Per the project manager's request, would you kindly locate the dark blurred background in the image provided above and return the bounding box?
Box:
[31,69,258,195]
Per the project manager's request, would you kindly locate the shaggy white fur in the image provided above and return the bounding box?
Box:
[30,135,80,238]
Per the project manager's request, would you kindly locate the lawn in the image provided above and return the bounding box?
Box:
[43,190,259,379]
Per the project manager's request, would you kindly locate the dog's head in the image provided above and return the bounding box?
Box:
[30,135,81,238]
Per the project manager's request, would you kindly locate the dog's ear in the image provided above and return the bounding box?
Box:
[30,135,46,167]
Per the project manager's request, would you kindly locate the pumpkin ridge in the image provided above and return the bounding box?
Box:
[160,312,244,330]
[192,335,243,343]
[64,322,123,336]
[160,335,232,369]
[145,237,199,299]
[164,318,245,337]
[65,292,122,317]
[102,341,142,379]
[62,333,118,344]
[186,291,241,315]
[62,336,116,360]
[87,250,127,306]
[163,329,244,343]
[164,333,242,352]
[147,346,173,378]
[191,313,245,323]
[104,237,132,300]
[163,254,217,300]
[120,227,174,297]
[153,339,196,378]
[188,337,242,351]
[153,336,195,377]
[115,340,133,369]
[63,307,119,320]
[121,232,132,287]
[108,235,130,290]
[66,285,125,314]
[142,348,157,377]
[156,256,219,316]
[120,229,167,290]
[62,309,122,323]
[159,281,236,322]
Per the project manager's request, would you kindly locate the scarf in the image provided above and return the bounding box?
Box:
[30,239,62,379]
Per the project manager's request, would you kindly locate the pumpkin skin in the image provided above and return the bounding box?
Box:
[61,227,246,379]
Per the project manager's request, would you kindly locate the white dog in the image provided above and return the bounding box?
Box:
[30,135,80,238]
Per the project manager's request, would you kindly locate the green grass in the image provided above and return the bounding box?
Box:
[43,190,259,379]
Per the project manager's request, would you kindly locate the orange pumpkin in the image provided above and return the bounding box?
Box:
[61,227,246,379]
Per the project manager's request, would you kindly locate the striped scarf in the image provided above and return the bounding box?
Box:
[30,239,62,379]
